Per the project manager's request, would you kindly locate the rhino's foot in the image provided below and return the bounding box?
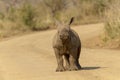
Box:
[56,66,65,72]
[77,64,82,69]
[65,65,70,71]
[69,65,79,71]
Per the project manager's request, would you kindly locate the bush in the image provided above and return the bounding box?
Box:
[0,12,5,19]
[0,0,114,38]
[0,21,25,38]
[20,3,36,30]
[104,0,120,40]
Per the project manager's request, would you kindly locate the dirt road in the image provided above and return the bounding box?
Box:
[0,23,120,80]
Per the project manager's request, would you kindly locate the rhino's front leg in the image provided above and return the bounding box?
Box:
[54,48,65,72]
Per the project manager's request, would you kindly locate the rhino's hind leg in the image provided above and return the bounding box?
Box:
[69,48,79,71]
[76,47,81,69]
[64,54,70,70]
[76,60,81,69]
[54,48,65,72]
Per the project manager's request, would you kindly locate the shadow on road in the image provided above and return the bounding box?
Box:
[81,67,101,70]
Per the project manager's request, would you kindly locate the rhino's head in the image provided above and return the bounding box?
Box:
[56,17,74,42]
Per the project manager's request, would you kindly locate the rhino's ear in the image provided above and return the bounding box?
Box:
[69,17,74,25]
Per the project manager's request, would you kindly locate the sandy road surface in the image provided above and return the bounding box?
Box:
[0,23,120,80]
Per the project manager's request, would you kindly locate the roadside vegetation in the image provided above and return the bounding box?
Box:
[0,0,107,38]
[0,0,119,48]
[103,0,120,48]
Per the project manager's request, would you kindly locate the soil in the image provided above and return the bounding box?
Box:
[0,23,120,80]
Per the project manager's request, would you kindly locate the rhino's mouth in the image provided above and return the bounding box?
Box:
[60,35,69,40]
[60,35,70,43]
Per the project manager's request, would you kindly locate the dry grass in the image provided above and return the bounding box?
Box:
[104,0,120,39]
[0,20,28,38]
[83,35,120,49]
[84,0,120,49]
[0,0,116,41]
[102,0,120,48]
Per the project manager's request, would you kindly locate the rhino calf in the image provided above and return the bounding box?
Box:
[52,17,81,72]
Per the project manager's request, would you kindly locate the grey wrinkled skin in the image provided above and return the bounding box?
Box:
[52,17,81,72]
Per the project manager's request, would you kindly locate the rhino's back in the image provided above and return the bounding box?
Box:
[70,29,81,47]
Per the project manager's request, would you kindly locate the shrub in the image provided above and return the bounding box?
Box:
[0,0,116,39]
[0,12,5,19]
[0,20,28,38]
[104,0,120,40]
[20,3,36,30]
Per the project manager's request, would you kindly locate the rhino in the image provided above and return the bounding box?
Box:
[52,17,81,72]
